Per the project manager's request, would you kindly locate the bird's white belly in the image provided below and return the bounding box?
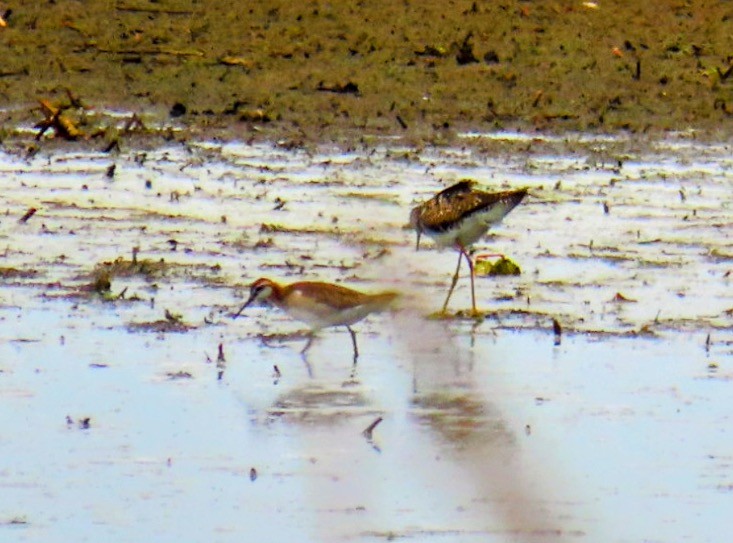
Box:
[283,299,374,330]
[431,210,507,248]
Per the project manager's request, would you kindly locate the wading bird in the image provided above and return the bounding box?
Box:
[234,277,397,363]
[410,180,527,314]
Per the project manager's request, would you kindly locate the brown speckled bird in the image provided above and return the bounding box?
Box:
[409,180,527,314]
[233,277,398,362]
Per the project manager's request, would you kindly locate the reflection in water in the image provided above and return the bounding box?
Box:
[390,304,575,542]
[266,382,378,426]
[411,389,515,450]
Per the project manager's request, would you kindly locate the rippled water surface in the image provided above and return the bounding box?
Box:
[0,133,732,542]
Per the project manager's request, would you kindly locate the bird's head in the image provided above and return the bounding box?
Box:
[409,206,423,251]
[232,278,276,319]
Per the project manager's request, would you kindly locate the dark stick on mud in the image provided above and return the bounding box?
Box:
[362,417,383,440]
[552,318,562,346]
[216,343,226,381]
[18,207,37,223]
[115,5,194,15]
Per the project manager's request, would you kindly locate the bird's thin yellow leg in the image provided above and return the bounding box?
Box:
[441,250,463,313]
[459,244,478,315]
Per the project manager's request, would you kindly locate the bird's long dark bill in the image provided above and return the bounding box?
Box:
[232,292,257,320]
[415,229,421,251]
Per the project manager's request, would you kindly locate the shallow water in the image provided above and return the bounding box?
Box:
[0,133,732,542]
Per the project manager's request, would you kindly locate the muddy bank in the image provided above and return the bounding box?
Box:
[1,1,733,145]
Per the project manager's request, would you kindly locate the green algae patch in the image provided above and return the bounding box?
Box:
[475,256,521,277]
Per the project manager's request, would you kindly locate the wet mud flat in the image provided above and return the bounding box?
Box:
[0,132,732,542]
[2,1,733,142]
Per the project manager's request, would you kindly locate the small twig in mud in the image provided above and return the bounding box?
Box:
[67,416,91,429]
[632,58,641,80]
[717,64,733,82]
[456,31,479,65]
[102,139,120,153]
[96,46,204,57]
[654,310,661,323]
[612,292,637,303]
[216,343,226,380]
[115,4,194,15]
[64,88,86,109]
[362,417,383,440]
[35,99,84,140]
[552,318,562,346]
[164,309,183,323]
[166,371,193,380]
[122,113,146,133]
[531,89,544,108]
[116,287,128,300]
[316,81,360,94]
[18,207,37,223]
[0,68,28,78]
